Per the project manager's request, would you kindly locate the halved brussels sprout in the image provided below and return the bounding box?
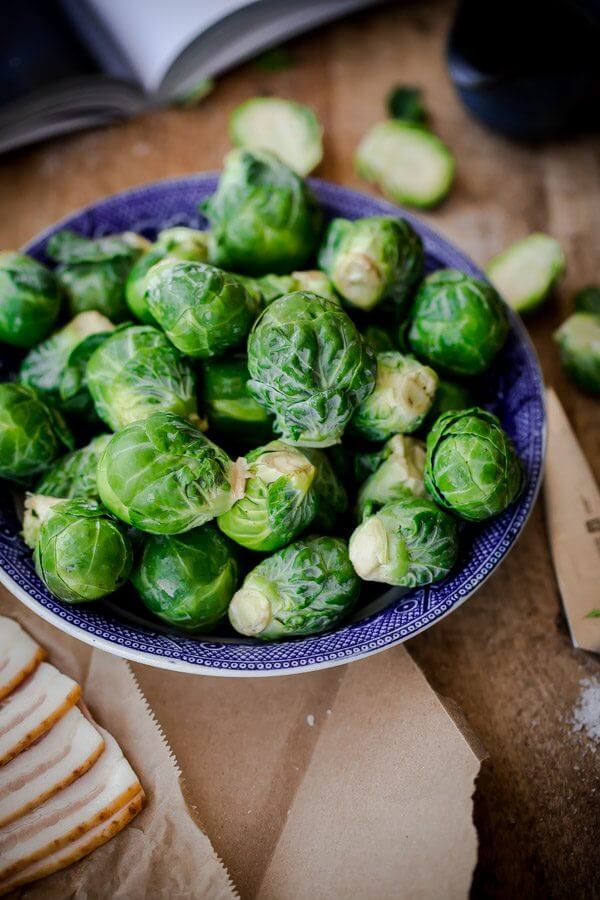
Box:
[408,269,508,376]
[35,433,111,502]
[422,377,473,432]
[362,325,396,354]
[229,97,323,176]
[0,252,61,348]
[318,216,423,312]
[425,407,524,521]
[132,524,237,631]
[34,499,132,603]
[218,441,316,551]
[356,121,455,209]
[554,312,600,395]
[303,448,349,530]
[0,383,73,483]
[486,233,566,313]
[574,286,600,315]
[97,412,246,534]
[201,355,273,442]
[247,292,376,447]
[86,324,200,430]
[357,435,426,519]
[352,351,438,440]
[202,149,322,275]
[349,497,459,587]
[228,536,359,639]
[387,85,427,124]
[146,260,259,358]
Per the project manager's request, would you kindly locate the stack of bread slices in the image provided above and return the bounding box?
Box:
[0,616,144,894]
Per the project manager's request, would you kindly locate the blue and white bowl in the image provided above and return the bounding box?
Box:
[0,175,545,676]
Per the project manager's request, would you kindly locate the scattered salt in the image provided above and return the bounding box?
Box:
[571,677,600,742]
[306,714,315,727]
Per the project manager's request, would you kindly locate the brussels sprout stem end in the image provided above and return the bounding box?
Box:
[349,516,389,580]
[228,586,272,636]
[22,493,63,548]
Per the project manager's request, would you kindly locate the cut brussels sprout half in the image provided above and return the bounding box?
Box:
[202,149,322,275]
[357,435,426,519]
[486,233,566,313]
[554,312,600,395]
[218,441,317,551]
[132,525,237,632]
[229,97,323,176]
[247,292,376,447]
[0,252,61,349]
[574,286,600,315]
[202,355,273,442]
[352,351,438,441]
[425,407,524,521]
[35,433,111,502]
[228,536,359,639]
[318,216,423,312]
[97,412,246,534]
[356,121,455,209]
[408,269,508,376]
[303,448,349,530]
[34,499,132,603]
[86,324,200,430]
[387,85,427,124]
[349,497,459,587]
[0,383,73,483]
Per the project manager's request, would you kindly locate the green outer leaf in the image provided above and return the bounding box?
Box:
[0,252,61,349]
[35,434,111,501]
[201,355,273,441]
[0,383,73,483]
[554,312,600,395]
[229,97,323,176]
[357,435,426,519]
[302,449,349,530]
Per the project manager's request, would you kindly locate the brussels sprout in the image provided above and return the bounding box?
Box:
[408,270,508,376]
[34,499,132,603]
[47,230,149,321]
[132,525,237,631]
[574,286,600,316]
[554,312,600,395]
[486,233,565,313]
[303,449,349,530]
[125,227,209,324]
[247,292,376,447]
[22,494,63,549]
[242,270,339,307]
[228,536,359,638]
[357,435,426,519]
[0,252,61,348]
[229,97,323,176]
[97,412,246,534]
[86,324,200,430]
[318,216,423,313]
[363,325,396,354]
[146,260,258,358]
[355,121,455,209]
[0,383,73,483]
[202,149,322,275]
[349,497,459,587]
[19,311,114,408]
[58,331,114,421]
[387,85,427,124]
[425,407,524,521]
[352,351,438,441]
[218,441,316,551]
[35,434,111,502]
[201,355,273,442]
[422,377,473,432]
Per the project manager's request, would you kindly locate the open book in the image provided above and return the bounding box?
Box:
[1,0,381,155]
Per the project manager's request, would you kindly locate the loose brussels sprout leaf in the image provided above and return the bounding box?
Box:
[218,441,317,551]
[357,435,426,519]
[0,252,61,349]
[303,448,349,530]
[229,536,359,639]
[202,149,323,275]
[352,351,438,441]
[574,286,600,316]
[425,407,524,521]
[97,412,246,534]
[247,292,376,447]
[0,383,73,483]
[349,497,459,587]
[201,355,273,442]
[408,269,508,376]
[132,525,237,632]
[554,312,600,395]
[146,260,258,358]
[35,434,112,502]
[356,121,455,209]
[387,85,427,124]
[34,499,132,603]
[318,216,424,313]
[229,97,323,176]
[422,377,473,432]
[22,494,63,549]
[86,324,200,430]
[363,325,396,354]
[486,233,566,313]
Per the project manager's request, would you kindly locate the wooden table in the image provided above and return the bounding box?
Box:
[1,1,598,896]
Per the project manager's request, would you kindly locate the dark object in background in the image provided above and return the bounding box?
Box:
[447,0,600,139]
[386,86,427,124]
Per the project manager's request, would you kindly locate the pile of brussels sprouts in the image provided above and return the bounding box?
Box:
[0,148,526,642]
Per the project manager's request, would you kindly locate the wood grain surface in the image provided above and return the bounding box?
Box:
[0,2,598,897]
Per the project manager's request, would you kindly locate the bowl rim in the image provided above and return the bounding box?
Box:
[2,172,546,677]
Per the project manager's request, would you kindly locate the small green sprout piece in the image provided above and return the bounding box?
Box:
[0,252,61,348]
[357,435,426,519]
[387,86,427,124]
[486,233,566,313]
[574,286,600,316]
